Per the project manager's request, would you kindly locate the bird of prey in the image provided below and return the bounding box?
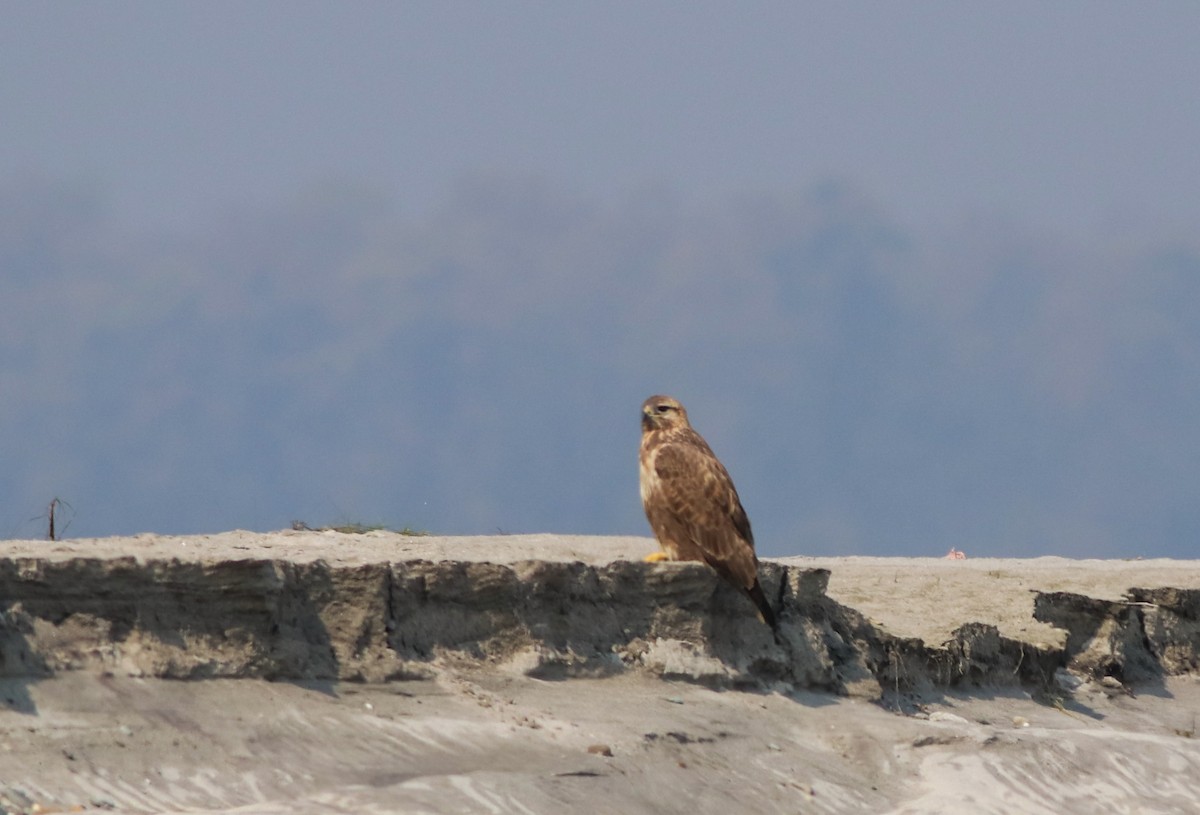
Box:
[638,394,777,629]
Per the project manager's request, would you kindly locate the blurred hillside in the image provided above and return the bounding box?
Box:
[3,174,1197,557]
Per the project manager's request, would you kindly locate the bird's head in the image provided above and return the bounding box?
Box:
[641,394,689,432]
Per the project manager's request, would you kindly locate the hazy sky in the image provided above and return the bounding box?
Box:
[6,2,1200,238]
[5,3,1200,556]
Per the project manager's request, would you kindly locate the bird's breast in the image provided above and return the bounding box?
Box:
[638,445,658,506]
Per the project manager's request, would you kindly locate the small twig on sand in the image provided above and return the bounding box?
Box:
[45,497,74,541]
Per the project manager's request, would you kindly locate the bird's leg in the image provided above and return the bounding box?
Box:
[643,551,670,563]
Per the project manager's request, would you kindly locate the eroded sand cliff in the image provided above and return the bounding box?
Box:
[2,531,1199,814]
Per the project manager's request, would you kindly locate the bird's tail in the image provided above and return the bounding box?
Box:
[747,580,778,633]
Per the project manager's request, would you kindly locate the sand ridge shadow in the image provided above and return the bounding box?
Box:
[0,553,1197,709]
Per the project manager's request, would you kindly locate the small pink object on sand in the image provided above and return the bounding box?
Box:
[944,548,967,560]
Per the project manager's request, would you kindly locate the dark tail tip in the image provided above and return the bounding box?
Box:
[747,581,778,632]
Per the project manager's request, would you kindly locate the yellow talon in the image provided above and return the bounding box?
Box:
[643,551,670,563]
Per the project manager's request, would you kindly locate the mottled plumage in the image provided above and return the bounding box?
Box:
[639,394,776,629]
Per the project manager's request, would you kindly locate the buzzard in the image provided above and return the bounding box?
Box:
[638,394,777,629]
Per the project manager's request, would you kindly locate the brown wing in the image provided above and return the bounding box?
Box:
[648,430,759,591]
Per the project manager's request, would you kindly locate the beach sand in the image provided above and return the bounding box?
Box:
[1,531,1198,814]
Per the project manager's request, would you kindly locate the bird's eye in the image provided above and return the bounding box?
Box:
[655,405,671,414]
